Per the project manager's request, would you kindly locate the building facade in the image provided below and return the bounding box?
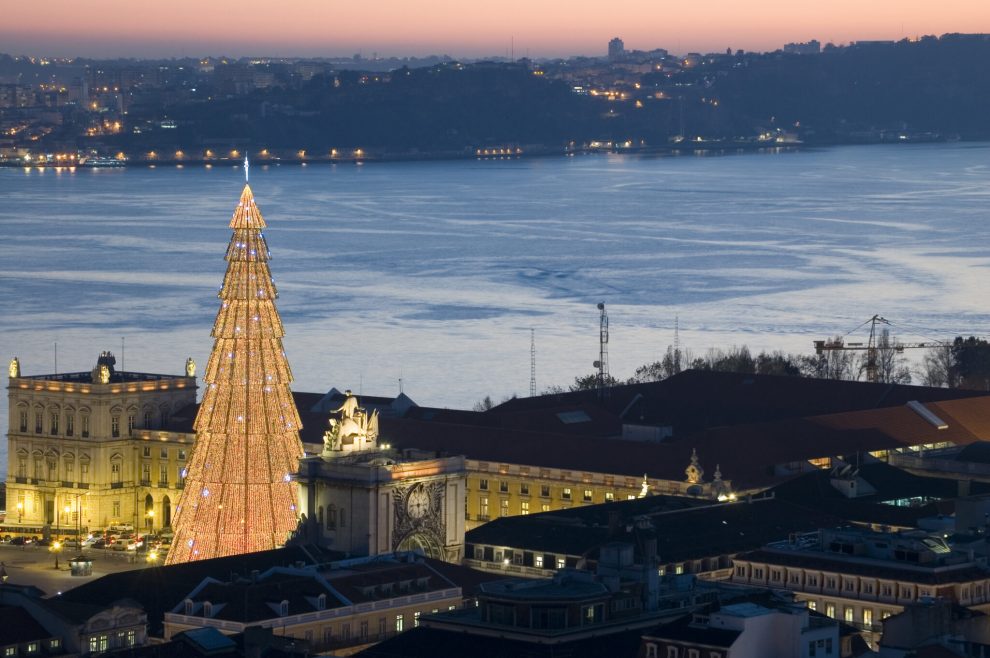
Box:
[163,554,464,655]
[4,352,196,538]
[732,527,990,646]
[296,392,467,562]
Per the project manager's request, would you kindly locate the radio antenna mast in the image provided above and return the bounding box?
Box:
[529,328,537,397]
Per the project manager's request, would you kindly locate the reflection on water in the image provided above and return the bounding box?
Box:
[2,143,990,470]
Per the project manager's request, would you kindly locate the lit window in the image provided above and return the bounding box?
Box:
[521,501,529,515]
[562,488,572,500]
[395,614,404,632]
[605,492,614,502]
[535,555,544,568]
[499,499,509,517]
[583,489,592,502]
[556,557,565,569]
[479,497,489,518]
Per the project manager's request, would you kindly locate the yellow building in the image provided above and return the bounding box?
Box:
[4,352,196,538]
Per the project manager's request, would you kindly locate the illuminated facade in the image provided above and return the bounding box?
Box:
[4,352,196,537]
[296,393,466,562]
[167,182,304,564]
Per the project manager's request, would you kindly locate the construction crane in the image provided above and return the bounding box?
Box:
[813,314,945,383]
[593,302,610,399]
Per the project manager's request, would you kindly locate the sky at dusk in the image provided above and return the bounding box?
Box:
[4,1,990,59]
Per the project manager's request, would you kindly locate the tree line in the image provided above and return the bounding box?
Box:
[560,333,990,393]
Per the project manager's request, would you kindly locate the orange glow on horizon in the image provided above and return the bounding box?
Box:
[2,1,989,58]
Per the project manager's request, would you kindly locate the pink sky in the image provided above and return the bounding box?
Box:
[4,0,990,58]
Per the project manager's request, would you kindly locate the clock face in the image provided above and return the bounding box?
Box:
[406,486,431,520]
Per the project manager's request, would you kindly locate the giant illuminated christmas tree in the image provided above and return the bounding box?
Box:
[167,171,304,564]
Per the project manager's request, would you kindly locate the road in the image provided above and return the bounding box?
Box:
[0,543,155,595]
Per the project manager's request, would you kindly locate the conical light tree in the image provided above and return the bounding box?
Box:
[167,181,303,564]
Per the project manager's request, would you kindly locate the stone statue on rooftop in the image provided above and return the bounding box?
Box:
[332,389,359,420]
[185,357,196,377]
[9,357,20,378]
[322,392,381,457]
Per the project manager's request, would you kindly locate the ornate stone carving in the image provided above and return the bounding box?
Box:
[685,448,704,484]
[391,481,446,558]
[322,391,380,457]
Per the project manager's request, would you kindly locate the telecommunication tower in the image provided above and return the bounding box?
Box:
[529,328,537,397]
[594,302,610,398]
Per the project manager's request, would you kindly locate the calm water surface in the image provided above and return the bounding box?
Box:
[2,144,989,471]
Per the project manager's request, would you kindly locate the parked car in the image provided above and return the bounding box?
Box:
[91,539,108,549]
[9,537,26,546]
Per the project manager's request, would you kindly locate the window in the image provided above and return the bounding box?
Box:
[667,647,679,658]
[378,617,386,638]
[359,621,368,640]
[556,557,565,569]
[89,635,109,652]
[141,463,151,482]
[807,600,817,611]
[646,644,657,658]
[35,412,42,433]
[479,478,489,490]
[81,415,89,437]
[479,497,489,518]
[80,463,89,483]
[535,555,544,568]
[881,610,892,619]
[499,480,509,493]
[562,488,572,500]
[178,449,187,460]
[143,446,151,458]
[127,414,135,435]
[395,614,404,632]
[47,458,57,481]
[112,501,120,517]
[160,464,168,484]
[863,608,873,627]
[66,414,73,436]
[583,489,593,502]
[65,460,74,481]
[111,461,121,483]
[735,565,746,577]
[542,504,550,512]
[50,413,59,435]
[675,564,684,575]
[844,606,854,623]
[521,501,530,515]
[825,602,835,618]
[19,410,27,432]
[111,415,120,438]
[145,411,153,428]
[605,492,614,502]
[500,499,509,517]
[541,485,550,497]
[26,644,38,654]
[17,458,26,478]
[414,611,421,628]
[520,483,529,495]
[160,447,168,459]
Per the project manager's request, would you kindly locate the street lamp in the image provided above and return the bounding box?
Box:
[146,509,155,532]
[52,541,62,569]
[15,502,22,524]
